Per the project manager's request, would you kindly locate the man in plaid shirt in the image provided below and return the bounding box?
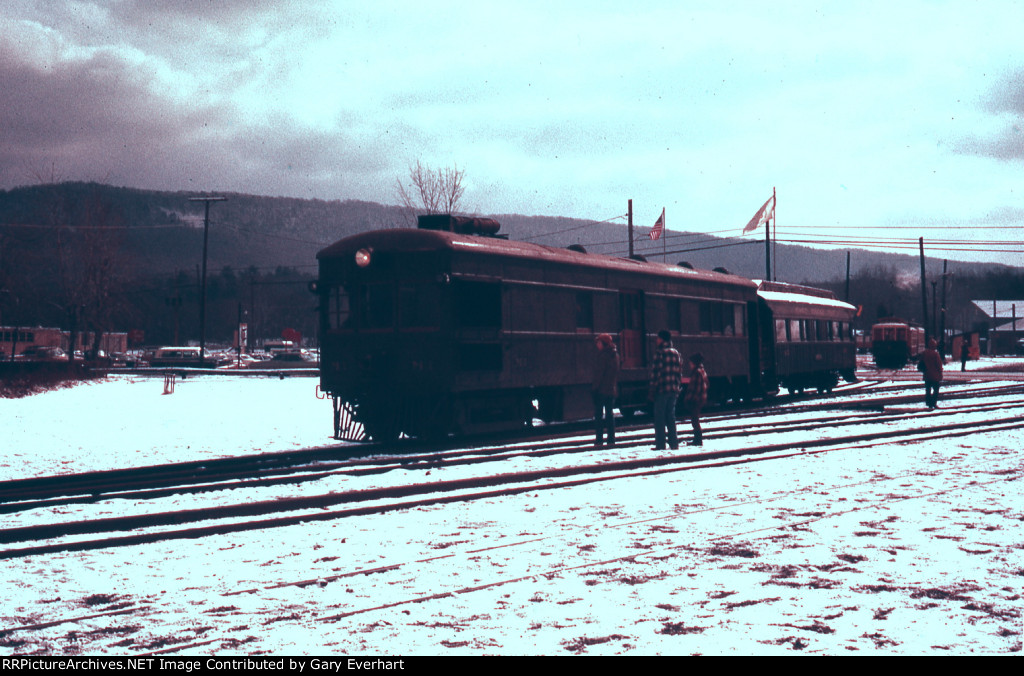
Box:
[649,329,683,450]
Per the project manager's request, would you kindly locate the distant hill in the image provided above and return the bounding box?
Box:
[0,182,1010,283]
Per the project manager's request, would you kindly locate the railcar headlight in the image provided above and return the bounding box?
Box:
[355,248,372,268]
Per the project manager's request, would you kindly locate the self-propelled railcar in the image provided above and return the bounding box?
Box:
[870,318,925,369]
[314,216,857,441]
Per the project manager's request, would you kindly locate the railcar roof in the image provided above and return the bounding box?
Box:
[318,227,758,289]
[758,289,857,314]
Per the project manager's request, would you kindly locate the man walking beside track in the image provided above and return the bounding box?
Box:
[649,330,683,450]
[920,338,944,409]
[592,333,619,448]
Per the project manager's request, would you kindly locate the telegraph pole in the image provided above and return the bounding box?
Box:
[940,259,949,355]
[189,196,227,367]
[627,199,634,259]
[919,237,929,344]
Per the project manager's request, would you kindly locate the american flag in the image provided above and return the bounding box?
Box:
[650,208,665,240]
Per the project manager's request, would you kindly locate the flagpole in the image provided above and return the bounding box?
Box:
[663,208,667,262]
[771,186,776,281]
[628,199,634,259]
[765,195,771,280]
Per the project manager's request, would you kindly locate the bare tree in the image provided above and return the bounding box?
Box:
[48,185,130,361]
[394,160,466,225]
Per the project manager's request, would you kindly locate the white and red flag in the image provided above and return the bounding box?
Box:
[743,194,775,234]
[650,208,665,240]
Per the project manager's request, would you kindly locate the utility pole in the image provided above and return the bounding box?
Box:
[940,259,949,355]
[919,237,929,344]
[189,196,227,367]
[627,199,634,259]
[845,251,851,302]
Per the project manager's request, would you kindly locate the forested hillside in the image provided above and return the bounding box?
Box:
[1,182,1020,347]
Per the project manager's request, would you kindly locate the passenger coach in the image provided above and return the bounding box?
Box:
[756,281,858,394]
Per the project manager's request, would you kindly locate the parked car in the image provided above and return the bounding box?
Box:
[16,346,67,361]
[220,353,260,369]
[148,346,231,368]
[267,351,318,368]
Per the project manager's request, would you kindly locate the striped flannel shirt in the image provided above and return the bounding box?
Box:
[649,345,684,395]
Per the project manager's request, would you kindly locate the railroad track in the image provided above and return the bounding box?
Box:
[2,383,1023,561]
[3,432,1019,656]
[0,377,1004,502]
[1,379,1019,510]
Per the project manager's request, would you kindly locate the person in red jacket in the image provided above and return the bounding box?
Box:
[592,333,619,447]
[683,353,709,446]
[919,338,944,409]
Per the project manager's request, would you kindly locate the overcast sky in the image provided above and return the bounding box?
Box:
[3,1,1024,265]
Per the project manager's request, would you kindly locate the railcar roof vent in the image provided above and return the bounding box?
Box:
[712,267,731,275]
[628,254,647,262]
[677,261,694,269]
[567,244,587,253]
[417,214,502,237]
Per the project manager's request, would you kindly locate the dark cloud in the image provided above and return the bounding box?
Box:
[0,29,389,201]
[982,67,1024,115]
[111,1,338,45]
[953,69,1024,161]
[953,126,1024,162]
[0,36,225,185]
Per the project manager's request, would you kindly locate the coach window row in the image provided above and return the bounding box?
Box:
[325,281,505,331]
[326,283,445,331]
[661,299,746,337]
[775,319,853,342]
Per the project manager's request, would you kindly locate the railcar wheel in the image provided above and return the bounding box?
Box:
[363,418,400,443]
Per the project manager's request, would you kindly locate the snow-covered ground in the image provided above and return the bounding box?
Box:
[0,368,1021,655]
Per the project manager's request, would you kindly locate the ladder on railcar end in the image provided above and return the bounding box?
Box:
[332,396,366,442]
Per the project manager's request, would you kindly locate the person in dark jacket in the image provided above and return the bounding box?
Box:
[592,333,619,447]
[960,341,969,372]
[683,353,709,446]
[920,338,944,409]
[649,330,683,450]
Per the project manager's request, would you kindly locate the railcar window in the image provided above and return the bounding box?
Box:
[327,287,352,330]
[360,284,394,329]
[775,319,788,342]
[699,302,712,334]
[698,302,743,336]
[455,281,502,328]
[399,284,440,328]
[666,299,680,333]
[576,292,594,330]
[679,300,699,334]
[789,319,801,341]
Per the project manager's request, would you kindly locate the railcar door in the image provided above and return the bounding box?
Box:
[619,290,646,368]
